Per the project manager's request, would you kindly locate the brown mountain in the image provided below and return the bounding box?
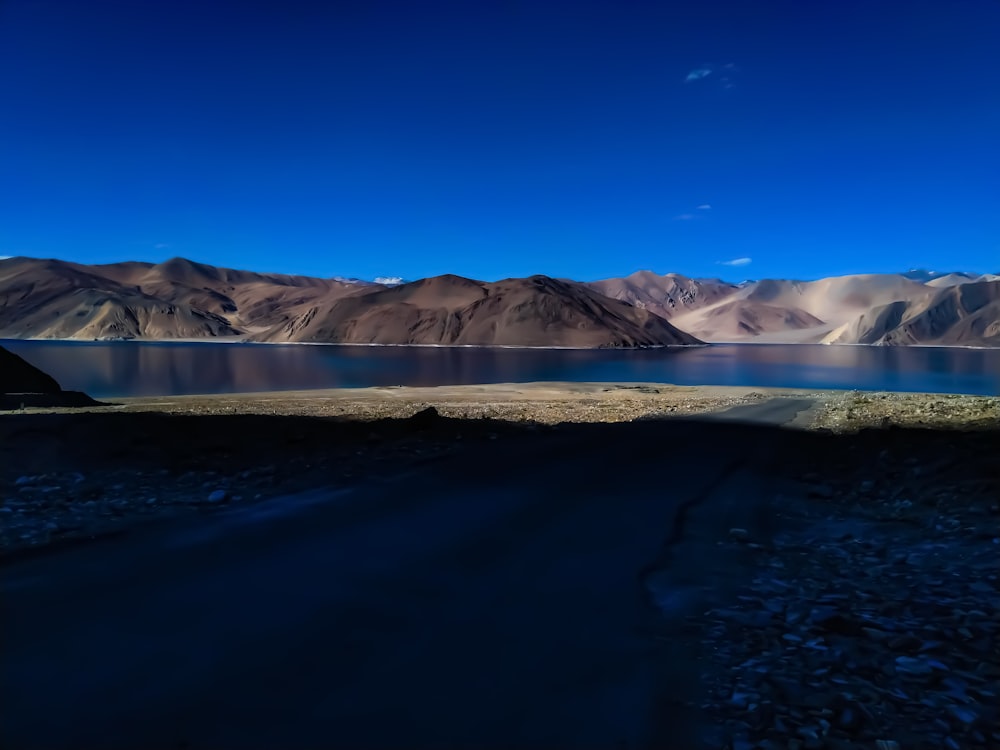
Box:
[3,257,997,347]
[0,345,62,394]
[249,274,702,347]
[0,257,365,340]
[0,258,700,347]
[587,270,738,319]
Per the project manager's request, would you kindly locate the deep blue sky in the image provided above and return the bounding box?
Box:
[1,0,997,282]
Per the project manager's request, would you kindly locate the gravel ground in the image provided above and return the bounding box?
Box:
[698,427,1000,750]
[102,382,774,423]
[812,391,1000,433]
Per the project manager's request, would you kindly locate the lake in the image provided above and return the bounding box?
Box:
[3,340,998,398]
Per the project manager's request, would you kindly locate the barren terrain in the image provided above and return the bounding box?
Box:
[2,383,998,748]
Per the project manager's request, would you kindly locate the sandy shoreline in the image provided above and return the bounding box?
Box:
[12,382,808,421]
[7,382,997,429]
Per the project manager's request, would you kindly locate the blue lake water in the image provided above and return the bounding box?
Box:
[3,340,999,398]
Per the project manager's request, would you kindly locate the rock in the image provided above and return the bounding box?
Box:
[407,406,441,430]
[729,691,752,709]
[807,484,835,499]
[206,489,229,503]
[808,607,861,635]
[729,527,750,541]
[946,705,977,726]
[14,476,37,486]
[888,633,922,653]
[894,656,933,676]
[838,705,863,730]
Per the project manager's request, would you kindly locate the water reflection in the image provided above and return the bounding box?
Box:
[2,341,998,398]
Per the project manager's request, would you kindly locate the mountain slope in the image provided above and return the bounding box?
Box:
[587,271,738,319]
[250,274,702,347]
[667,274,933,343]
[0,257,364,339]
[2,257,998,347]
[823,280,1000,346]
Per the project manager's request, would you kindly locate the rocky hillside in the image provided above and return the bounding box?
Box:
[3,256,997,347]
[0,345,62,394]
[0,257,371,340]
[595,271,1000,346]
[823,279,1000,346]
[249,274,702,347]
[587,270,738,320]
[0,258,700,348]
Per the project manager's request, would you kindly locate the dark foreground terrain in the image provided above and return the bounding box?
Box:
[1,403,998,749]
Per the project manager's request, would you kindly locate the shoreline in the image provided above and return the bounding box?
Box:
[2,336,998,351]
[3,381,999,409]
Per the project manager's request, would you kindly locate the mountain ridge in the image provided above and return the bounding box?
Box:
[1,256,997,347]
[0,258,699,348]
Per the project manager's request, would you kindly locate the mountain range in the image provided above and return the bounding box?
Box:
[1,256,997,347]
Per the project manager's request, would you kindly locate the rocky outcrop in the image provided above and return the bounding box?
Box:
[0,345,61,394]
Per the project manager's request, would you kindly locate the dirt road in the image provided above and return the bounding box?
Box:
[2,401,813,749]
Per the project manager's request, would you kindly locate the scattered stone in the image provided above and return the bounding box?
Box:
[206,489,229,503]
[728,527,750,541]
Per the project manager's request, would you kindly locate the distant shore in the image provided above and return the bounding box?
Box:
[3,335,998,351]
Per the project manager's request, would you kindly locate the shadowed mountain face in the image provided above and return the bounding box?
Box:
[249,275,703,347]
[0,345,61,394]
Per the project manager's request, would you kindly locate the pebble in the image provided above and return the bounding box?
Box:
[206,489,229,503]
[698,456,998,750]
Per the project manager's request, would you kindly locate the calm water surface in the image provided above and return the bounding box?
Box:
[3,340,999,398]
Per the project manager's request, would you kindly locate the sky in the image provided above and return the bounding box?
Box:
[1,0,998,282]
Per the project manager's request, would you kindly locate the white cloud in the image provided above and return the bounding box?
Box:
[0,255,11,260]
[685,68,712,83]
[374,276,405,286]
[697,204,712,210]
[673,213,696,221]
[685,63,740,89]
[718,257,752,267]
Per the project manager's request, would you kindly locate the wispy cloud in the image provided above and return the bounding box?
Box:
[0,255,11,260]
[154,243,170,249]
[673,203,712,220]
[718,257,752,267]
[685,67,712,83]
[685,63,739,89]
